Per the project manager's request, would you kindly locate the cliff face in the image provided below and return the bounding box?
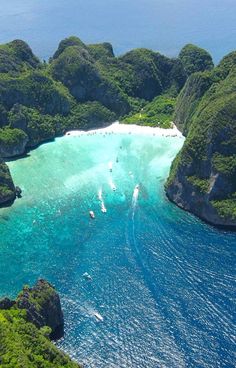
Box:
[166,54,236,228]
[0,158,15,205]
[0,127,28,157]
[0,280,80,367]
[16,279,64,340]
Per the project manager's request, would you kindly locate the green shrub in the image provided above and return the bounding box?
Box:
[122,95,176,128]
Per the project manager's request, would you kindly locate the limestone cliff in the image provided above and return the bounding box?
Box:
[16,279,64,340]
[0,127,28,157]
[166,54,236,228]
[0,280,80,367]
[0,158,15,205]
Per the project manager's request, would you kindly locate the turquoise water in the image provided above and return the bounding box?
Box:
[1,0,236,62]
[0,132,235,367]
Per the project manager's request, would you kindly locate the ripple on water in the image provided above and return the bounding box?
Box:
[0,133,235,368]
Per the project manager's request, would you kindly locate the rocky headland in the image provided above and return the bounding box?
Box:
[0,279,80,367]
[165,52,236,228]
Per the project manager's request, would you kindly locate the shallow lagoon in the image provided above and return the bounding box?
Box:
[0,132,235,367]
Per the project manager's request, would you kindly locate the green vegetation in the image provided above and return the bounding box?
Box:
[173,71,213,134]
[166,50,236,226]
[9,105,56,147]
[1,35,235,226]
[0,309,79,368]
[0,128,27,146]
[187,175,210,193]
[0,71,71,115]
[52,36,87,60]
[0,40,40,75]
[212,153,236,176]
[122,95,176,128]
[67,102,116,130]
[211,197,236,220]
[88,42,114,60]
[0,280,80,367]
[179,44,214,76]
[0,35,196,154]
[0,159,15,204]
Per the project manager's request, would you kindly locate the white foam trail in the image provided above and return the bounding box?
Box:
[98,189,102,201]
[109,179,117,191]
[132,184,139,207]
[101,200,107,213]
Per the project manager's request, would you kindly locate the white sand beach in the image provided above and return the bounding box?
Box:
[65,121,183,138]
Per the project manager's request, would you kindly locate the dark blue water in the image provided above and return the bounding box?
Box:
[0,132,235,367]
[0,0,236,62]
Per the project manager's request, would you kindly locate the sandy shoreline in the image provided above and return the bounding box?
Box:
[65,121,183,138]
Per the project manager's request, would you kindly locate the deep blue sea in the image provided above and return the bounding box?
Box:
[0,130,235,367]
[0,0,236,62]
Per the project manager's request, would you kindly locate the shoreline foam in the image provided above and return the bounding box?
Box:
[65,121,183,138]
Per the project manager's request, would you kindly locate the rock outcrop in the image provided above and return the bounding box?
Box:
[0,158,16,205]
[179,44,214,77]
[0,280,80,367]
[0,127,28,157]
[16,279,64,340]
[0,279,64,340]
[165,53,236,228]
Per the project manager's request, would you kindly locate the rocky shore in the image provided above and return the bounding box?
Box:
[0,279,80,367]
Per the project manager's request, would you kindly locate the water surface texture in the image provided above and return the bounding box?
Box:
[0,0,236,62]
[0,132,235,367]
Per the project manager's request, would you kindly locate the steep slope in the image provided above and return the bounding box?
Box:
[166,53,236,228]
[0,280,80,367]
[0,159,15,205]
[0,39,40,75]
[179,44,214,76]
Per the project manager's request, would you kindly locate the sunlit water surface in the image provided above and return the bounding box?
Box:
[0,132,235,367]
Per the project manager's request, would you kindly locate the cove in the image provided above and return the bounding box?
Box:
[0,130,235,368]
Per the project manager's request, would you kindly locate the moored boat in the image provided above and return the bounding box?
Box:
[89,211,95,219]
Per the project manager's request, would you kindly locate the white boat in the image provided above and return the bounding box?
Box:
[94,312,104,322]
[133,184,139,201]
[83,272,92,281]
[89,211,95,219]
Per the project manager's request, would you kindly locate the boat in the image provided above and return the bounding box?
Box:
[89,211,95,219]
[109,179,117,191]
[82,272,92,281]
[108,161,113,172]
[94,312,104,322]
